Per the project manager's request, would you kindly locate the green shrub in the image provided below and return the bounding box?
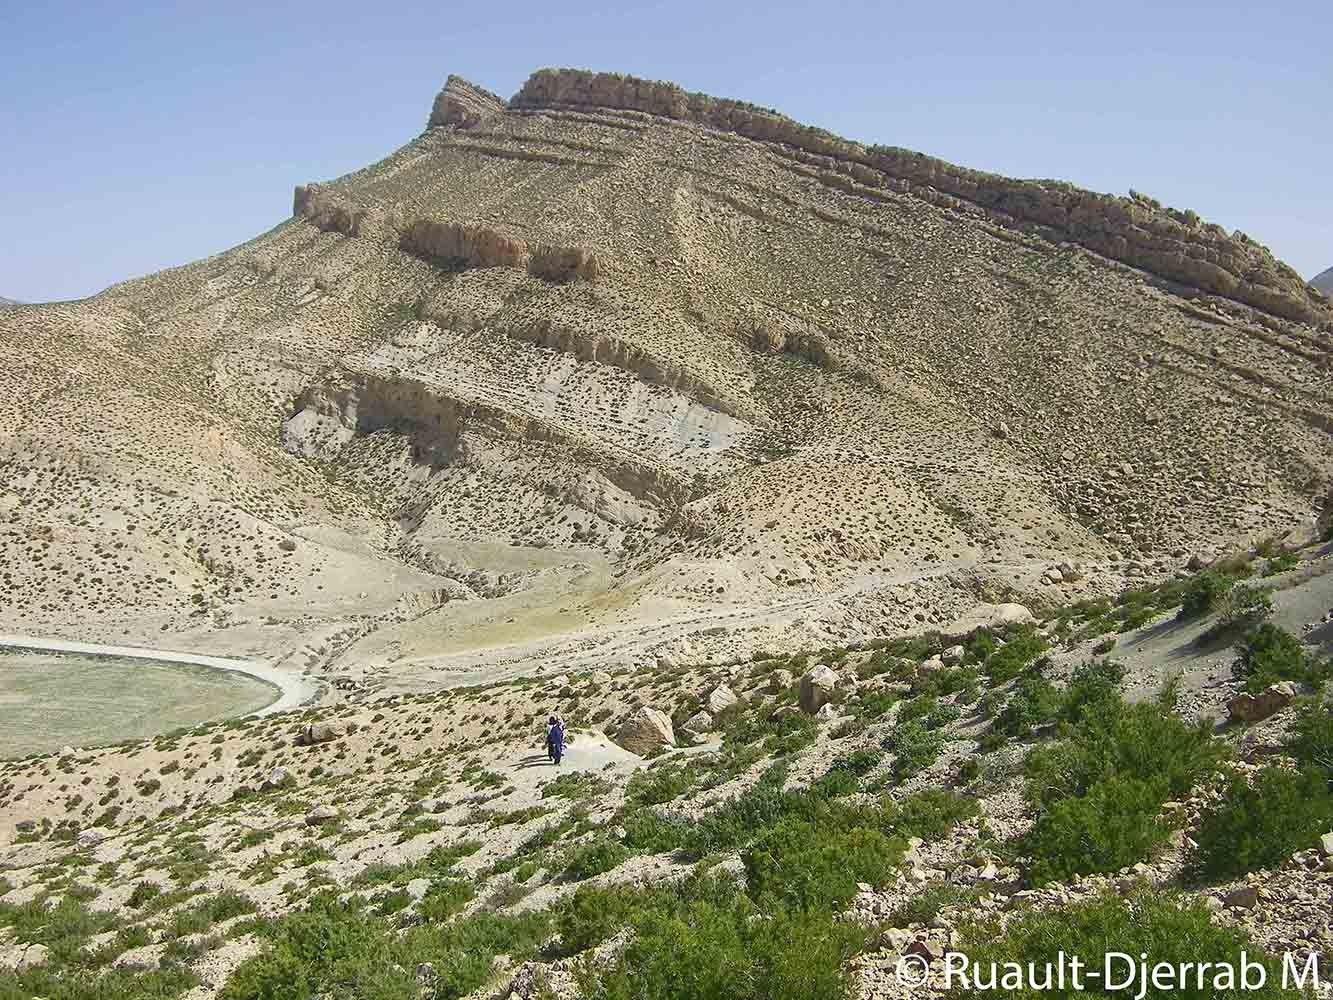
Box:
[1233,625,1329,693]
[1189,767,1333,882]
[884,720,945,779]
[743,818,904,911]
[1203,583,1274,640]
[882,789,978,839]
[417,879,475,923]
[126,881,161,909]
[566,839,630,881]
[578,888,866,1000]
[985,633,1049,684]
[1021,774,1176,885]
[1060,659,1126,724]
[992,676,1062,739]
[1286,702,1333,774]
[1178,570,1234,620]
[221,893,549,1000]
[1019,691,1223,884]
[954,889,1296,999]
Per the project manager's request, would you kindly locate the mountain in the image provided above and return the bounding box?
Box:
[1311,266,1333,295]
[1,68,1330,688]
[2,67,1333,1000]
[0,296,19,307]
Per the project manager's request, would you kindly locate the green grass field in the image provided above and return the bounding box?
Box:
[0,651,276,758]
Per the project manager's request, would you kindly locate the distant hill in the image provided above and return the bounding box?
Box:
[1312,267,1333,295]
[0,296,20,307]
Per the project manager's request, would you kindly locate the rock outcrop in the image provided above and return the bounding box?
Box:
[292,185,599,284]
[616,706,675,754]
[1226,681,1298,723]
[510,68,1331,329]
[799,665,838,714]
[428,75,506,129]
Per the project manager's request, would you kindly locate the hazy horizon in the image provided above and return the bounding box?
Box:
[3,0,1329,303]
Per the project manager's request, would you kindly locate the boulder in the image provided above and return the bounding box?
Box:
[940,603,1035,644]
[616,707,676,755]
[590,670,614,687]
[305,805,339,827]
[767,669,794,694]
[706,685,738,714]
[1226,682,1299,723]
[261,767,295,791]
[15,944,48,972]
[76,828,105,849]
[1223,886,1259,910]
[799,665,838,714]
[681,711,715,735]
[296,721,346,746]
[1318,831,1333,859]
[816,703,841,721]
[941,645,966,666]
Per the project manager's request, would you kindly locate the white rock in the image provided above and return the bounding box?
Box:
[706,685,738,714]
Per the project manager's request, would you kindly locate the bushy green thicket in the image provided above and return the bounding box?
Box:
[220,893,550,1000]
[1189,767,1333,882]
[953,889,1298,999]
[565,838,631,880]
[883,719,946,778]
[743,819,904,910]
[620,759,974,865]
[1018,674,1224,884]
[0,892,197,999]
[984,632,1050,684]
[1233,624,1330,693]
[1286,701,1333,773]
[568,876,866,1000]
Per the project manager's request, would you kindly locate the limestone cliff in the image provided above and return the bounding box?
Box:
[428,74,505,129]
[509,68,1330,329]
[291,184,599,282]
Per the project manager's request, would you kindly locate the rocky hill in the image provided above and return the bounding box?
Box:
[2,64,1333,1000]
[1313,267,1333,295]
[0,297,18,307]
[1,66,1331,695]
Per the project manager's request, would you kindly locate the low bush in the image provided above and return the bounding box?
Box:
[565,839,630,881]
[1286,701,1333,774]
[572,879,867,1000]
[1178,569,1234,620]
[954,888,1296,999]
[1189,767,1333,882]
[991,675,1062,739]
[1232,624,1330,693]
[743,818,904,910]
[220,893,549,1000]
[883,720,945,779]
[985,633,1050,684]
[1018,688,1223,884]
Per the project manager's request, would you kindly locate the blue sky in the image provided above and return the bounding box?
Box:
[2,0,1329,301]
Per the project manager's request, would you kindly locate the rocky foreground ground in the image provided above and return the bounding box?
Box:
[1,534,1331,999]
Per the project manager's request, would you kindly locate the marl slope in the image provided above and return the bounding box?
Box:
[1,68,1331,697]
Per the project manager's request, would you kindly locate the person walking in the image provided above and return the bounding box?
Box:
[547,716,565,766]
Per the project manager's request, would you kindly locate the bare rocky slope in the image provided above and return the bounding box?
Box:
[1313,267,1333,296]
[1,66,1331,701]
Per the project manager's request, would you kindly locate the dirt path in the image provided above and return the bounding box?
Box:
[0,633,317,716]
